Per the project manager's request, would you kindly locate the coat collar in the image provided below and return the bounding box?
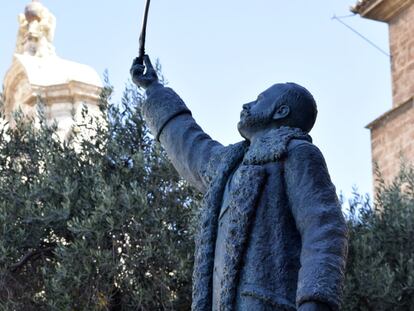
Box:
[243,126,312,165]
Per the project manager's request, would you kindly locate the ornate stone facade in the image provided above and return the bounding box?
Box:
[353,0,414,188]
[2,1,103,141]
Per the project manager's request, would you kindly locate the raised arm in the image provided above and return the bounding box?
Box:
[284,140,348,311]
[131,55,224,193]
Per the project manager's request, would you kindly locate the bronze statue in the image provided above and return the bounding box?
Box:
[131,55,348,311]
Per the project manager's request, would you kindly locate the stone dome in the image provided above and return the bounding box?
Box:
[6,54,103,89]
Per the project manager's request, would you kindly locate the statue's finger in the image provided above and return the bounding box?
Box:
[130,64,145,77]
[144,55,156,73]
[132,57,144,67]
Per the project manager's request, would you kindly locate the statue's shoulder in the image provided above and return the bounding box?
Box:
[287,139,327,165]
[287,138,314,151]
[203,141,248,183]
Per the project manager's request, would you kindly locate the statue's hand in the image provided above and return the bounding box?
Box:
[298,301,331,311]
[130,55,159,90]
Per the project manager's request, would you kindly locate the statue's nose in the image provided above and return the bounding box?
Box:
[242,103,250,110]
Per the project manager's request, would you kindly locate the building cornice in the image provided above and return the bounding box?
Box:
[366,97,413,130]
[351,0,414,22]
[25,81,102,107]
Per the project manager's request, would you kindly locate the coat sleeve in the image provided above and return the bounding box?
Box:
[284,141,348,311]
[142,83,224,193]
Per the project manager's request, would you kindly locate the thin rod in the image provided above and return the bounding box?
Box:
[139,0,151,62]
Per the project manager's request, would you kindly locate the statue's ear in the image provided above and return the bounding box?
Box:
[273,104,290,120]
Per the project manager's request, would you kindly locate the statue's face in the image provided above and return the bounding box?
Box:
[238,84,286,140]
[25,3,43,23]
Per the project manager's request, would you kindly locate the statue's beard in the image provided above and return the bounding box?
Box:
[237,111,272,140]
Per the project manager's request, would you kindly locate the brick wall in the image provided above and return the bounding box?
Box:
[389,2,414,107]
[370,100,414,187]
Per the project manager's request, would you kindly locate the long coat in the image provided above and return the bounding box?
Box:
[141,83,348,311]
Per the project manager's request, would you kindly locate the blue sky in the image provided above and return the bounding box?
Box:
[0,1,392,200]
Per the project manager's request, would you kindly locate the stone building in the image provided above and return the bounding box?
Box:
[353,0,414,187]
[2,1,103,141]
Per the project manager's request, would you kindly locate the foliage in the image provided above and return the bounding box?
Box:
[3,76,414,311]
[0,81,200,310]
[343,166,414,311]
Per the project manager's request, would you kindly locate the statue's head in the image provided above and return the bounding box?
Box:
[25,1,44,23]
[237,83,317,140]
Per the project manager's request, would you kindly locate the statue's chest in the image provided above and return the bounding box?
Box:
[219,161,285,213]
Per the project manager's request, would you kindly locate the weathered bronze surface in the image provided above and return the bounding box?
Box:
[131,55,348,311]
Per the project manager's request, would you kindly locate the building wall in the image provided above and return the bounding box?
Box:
[366,1,414,190]
[389,2,414,107]
[370,100,414,187]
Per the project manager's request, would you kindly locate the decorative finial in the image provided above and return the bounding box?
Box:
[15,1,56,57]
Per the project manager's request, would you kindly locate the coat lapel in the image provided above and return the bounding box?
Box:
[219,165,267,311]
[192,142,248,311]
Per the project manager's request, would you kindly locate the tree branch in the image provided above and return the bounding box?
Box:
[9,246,55,273]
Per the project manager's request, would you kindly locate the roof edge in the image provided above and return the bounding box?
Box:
[366,98,414,130]
[351,0,414,22]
